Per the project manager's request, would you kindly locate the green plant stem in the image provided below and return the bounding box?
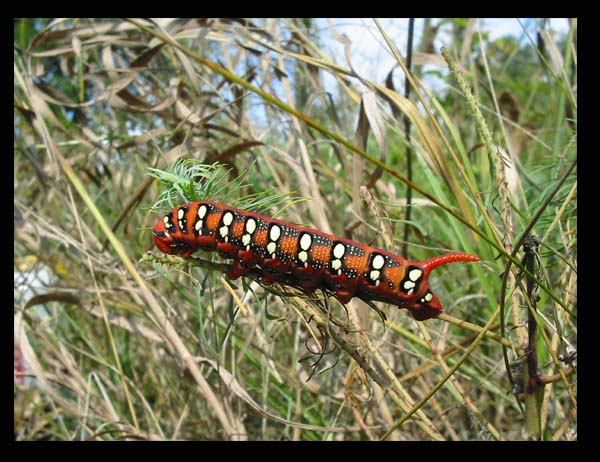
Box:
[498,157,576,397]
[401,18,415,258]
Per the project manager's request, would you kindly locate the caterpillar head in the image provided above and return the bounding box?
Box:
[399,253,480,321]
[152,212,194,257]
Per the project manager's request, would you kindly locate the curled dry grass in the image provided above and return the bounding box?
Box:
[14,18,576,440]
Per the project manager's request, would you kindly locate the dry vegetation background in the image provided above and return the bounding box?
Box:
[14,18,577,441]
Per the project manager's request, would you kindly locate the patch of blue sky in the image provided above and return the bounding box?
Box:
[318,18,571,98]
[119,19,571,141]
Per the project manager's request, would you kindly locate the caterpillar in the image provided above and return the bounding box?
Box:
[152,201,479,321]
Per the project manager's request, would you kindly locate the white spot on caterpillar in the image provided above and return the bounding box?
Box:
[219,226,228,238]
[403,280,415,290]
[267,242,277,254]
[223,212,234,226]
[269,225,281,241]
[407,288,414,295]
[178,209,185,219]
[331,259,341,270]
[298,250,308,263]
[333,243,346,259]
[195,220,203,231]
[246,218,257,234]
[242,234,251,246]
[164,231,170,238]
[370,270,380,281]
[337,269,342,275]
[409,268,422,281]
[425,292,433,302]
[375,280,380,287]
[372,254,385,270]
[163,216,170,225]
[300,233,312,250]
[198,205,207,219]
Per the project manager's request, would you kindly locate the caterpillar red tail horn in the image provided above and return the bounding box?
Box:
[421,253,480,273]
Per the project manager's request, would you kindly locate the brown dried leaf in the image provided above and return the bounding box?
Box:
[33,82,77,107]
[115,88,153,109]
[374,83,442,175]
[361,90,387,157]
[216,141,263,163]
[25,293,80,309]
[130,44,164,68]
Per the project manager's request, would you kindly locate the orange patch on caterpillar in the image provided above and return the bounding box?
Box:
[205,211,221,232]
[279,236,298,255]
[310,244,331,263]
[344,254,369,272]
[232,220,244,238]
[254,229,268,246]
[384,266,405,287]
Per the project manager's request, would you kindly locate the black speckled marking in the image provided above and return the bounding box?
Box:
[226,211,247,246]
[275,225,299,264]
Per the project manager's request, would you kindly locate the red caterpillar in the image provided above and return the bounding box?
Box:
[152,201,479,320]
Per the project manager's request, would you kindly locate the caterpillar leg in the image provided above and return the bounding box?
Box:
[226,260,249,280]
[180,248,194,259]
[329,273,358,304]
[237,249,255,263]
[259,258,292,286]
[299,277,322,294]
[194,236,216,249]
[290,264,323,294]
[259,258,280,286]
[262,257,284,273]
[216,242,238,258]
[260,274,275,286]
[334,289,355,304]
